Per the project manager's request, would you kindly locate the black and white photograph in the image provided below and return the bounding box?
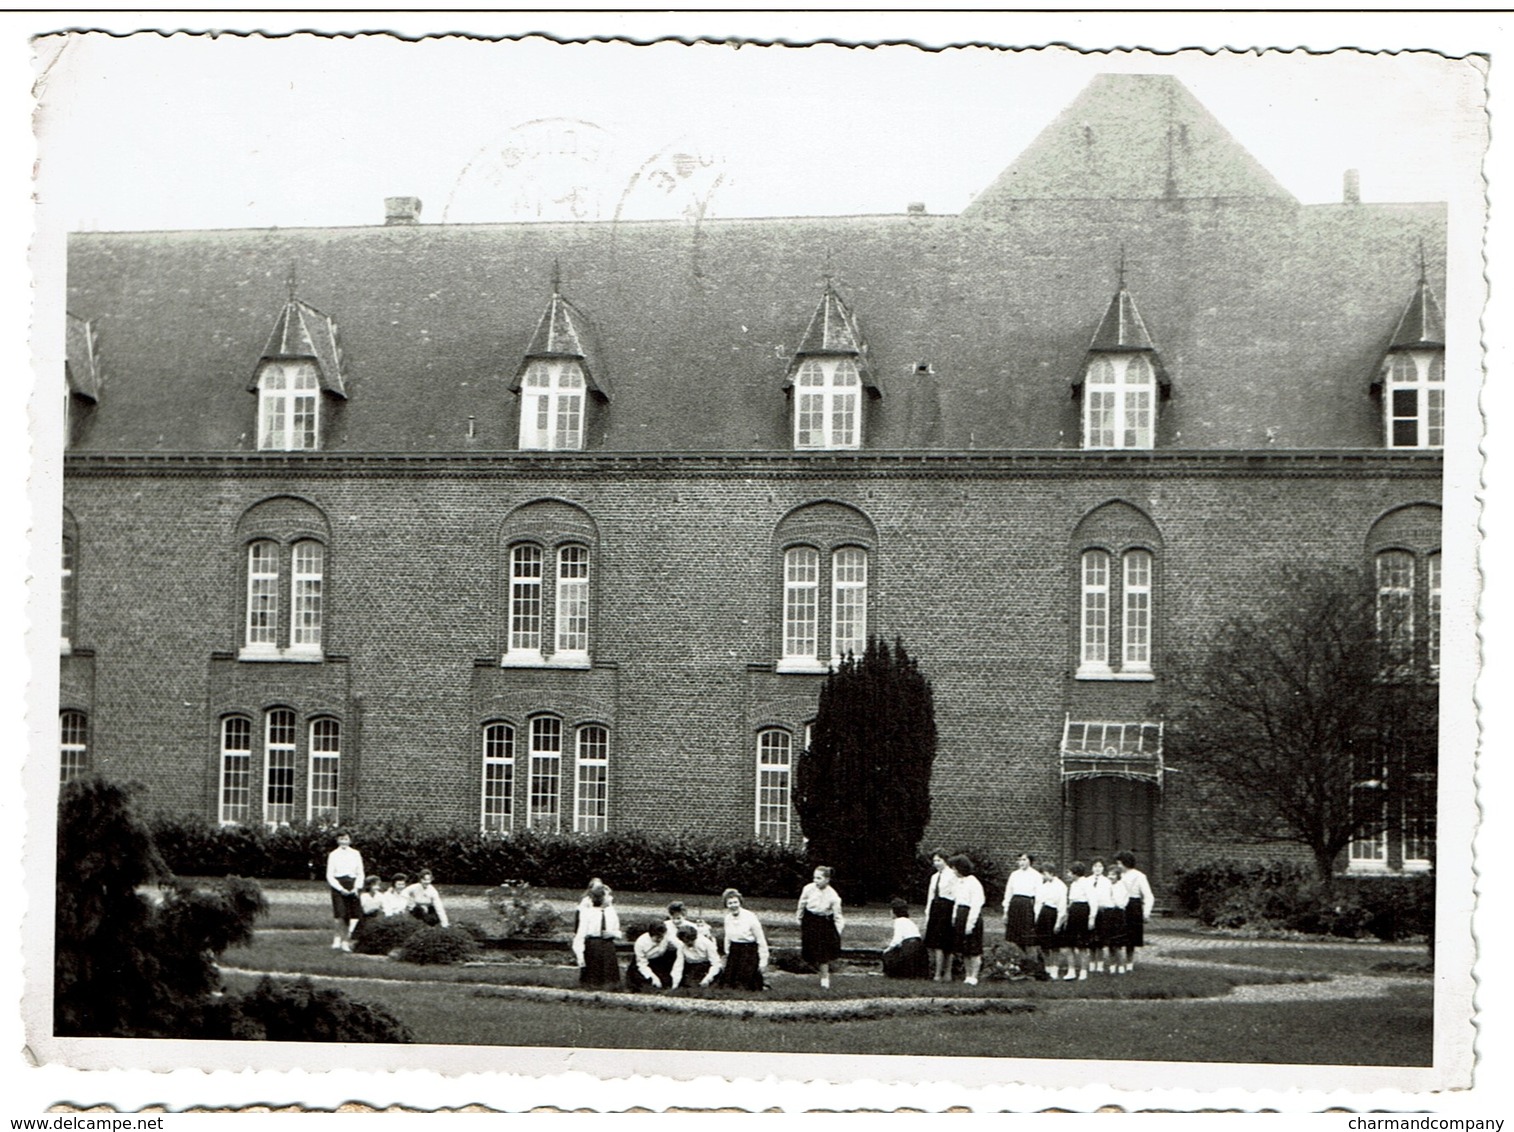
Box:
[19,14,1501,1113]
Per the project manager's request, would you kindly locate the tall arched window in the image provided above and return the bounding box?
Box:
[59,710,88,784]
[1376,549,1416,671]
[481,722,515,832]
[774,502,877,674]
[574,725,610,833]
[236,497,332,661]
[755,730,793,842]
[1073,502,1163,679]
[556,546,591,657]
[308,717,341,823]
[264,708,297,825]
[508,544,545,659]
[245,541,280,651]
[219,716,253,825]
[831,547,868,662]
[527,716,563,831]
[291,541,325,653]
[782,547,821,665]
[500,501,600,669]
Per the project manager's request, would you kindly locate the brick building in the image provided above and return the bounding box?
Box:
[59,74,1444,881]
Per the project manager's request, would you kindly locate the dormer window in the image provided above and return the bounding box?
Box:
[518,359,586,451]
[1383,352,1445,449]
[257,360,321,451]
[1075,283,1169,451]
[794,357,861,450]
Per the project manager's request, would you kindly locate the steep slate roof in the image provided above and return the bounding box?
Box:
[784,282,880,394]
[1079,286,1171,393]
[253,297,346,397]
[1388,275,1446,350]
[65,76,1445,455]
[963,73,1295,210]
[64,312,101,402]
[509,286,612,400]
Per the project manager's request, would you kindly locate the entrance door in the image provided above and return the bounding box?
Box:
[1071,777,1156,870]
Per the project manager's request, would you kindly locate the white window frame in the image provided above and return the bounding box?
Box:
[257,360,320,452]
[1401,773,1435,872]
[244,540,280,655]
[1079,547,1156,681]
[554,545,591,664]
[830,547,868,663]
[1083,354,1156,450]
[527,716,563,831]
[1122,549,1153,672]
[1078,549,1111,676]
[504,544,545,664]
[755,729,793,842]
[573,725,610,833]
[59,710,88,785]
[263,708,297,826]
[481,722,515,832]
[1376,549,1416,673]
[793,357,862,451]
[290,540,325,655]
[307,717,340,824]
[61,535,75,654]
[779,546,823,672]
[1383,352,1445,450]
[518,359,586,451]
[1427,551,1441,679]
[219,715,253,825]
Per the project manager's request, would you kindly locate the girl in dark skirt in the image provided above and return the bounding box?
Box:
[1089,859,1119,974]
[1116,850,1155,972]
[718,888,769,991]
[924,849,958,982]
[882,899,929,979]
[574,881,622,988]
[1064,861,1093,981]
[1033,861,1069,980]
[948,854,986,985]
[1002,852,1041,954]
[1105,863,1131,974]
[795,866,844,989]
[325,830,364,952]
[624,921,671,992]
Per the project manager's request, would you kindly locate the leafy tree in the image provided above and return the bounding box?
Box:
[1168,567,1438,891]
[55,775,412,1042]
[793,637,938,900]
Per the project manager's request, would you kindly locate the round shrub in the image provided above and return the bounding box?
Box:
[487,881,564,938]
[351,913,424,955]
[396,925,479,966]
[214,975,413,1043]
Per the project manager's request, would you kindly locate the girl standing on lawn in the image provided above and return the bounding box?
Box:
[1002,851,1041,958]
[924,849,957,982]
[573,881,622,988]
[325,830,364,952]
[1116,850,1155,972]
[1033,860,1069,981]
[1064,861,1093,981]
[1105,862,1131,974]
[796,866,845,990]
[402,868,450,928]
[948,854,986,986]
[718,888,770,991]
[1088,859,1115,974]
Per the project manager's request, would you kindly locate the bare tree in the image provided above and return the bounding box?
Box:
[1167,566,1438,890]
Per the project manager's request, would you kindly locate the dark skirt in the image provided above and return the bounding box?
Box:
[679,959,713,988]
[1066,902,1093,949]
[330,879,361,920]
[721,940,765,990]
[647,944,679,983]
[952,906,984,958]
[625,961,658,992]
[1095,906,1126,950]
[409,904,441,927]
[1124,897,1146,948]
[882,936,929,979]
[924,896,956,951]
[579,936,621,988]
[1035,904,1063,951]
[800,909,841,965]
[1005,894,1037,947]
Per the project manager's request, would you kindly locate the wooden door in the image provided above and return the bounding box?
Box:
[1071,777,1155,870]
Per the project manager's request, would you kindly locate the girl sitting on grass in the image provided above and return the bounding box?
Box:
[881,899,929,979]
[402,869,449,928]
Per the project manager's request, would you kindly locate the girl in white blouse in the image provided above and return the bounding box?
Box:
[1087,859,1116,974]
[948,854,986,986]
[795,866,845,989]
[1115,851,1156,972]
[573,881,622,987]
[1064,861,1094,981]
[719,888,769,990]
[924,849,958,982]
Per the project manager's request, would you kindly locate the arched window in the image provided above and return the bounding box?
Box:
[264,708,297,826]
[308,717,341,823]
[1083,355,1155,450]
[236,498,332,661]
[481,722,515,832]
[257,360,321,451]
[59,710,88,784]
[219,716,253,825]
[755,730,793,842]
[507,544,545,659]
[527,716,563,831]
[1428,551,1442,677]
[1376,549,1416,671]
[499,500,599,669]
[556,546,591,657]
[793,358,861,450]
[1073,502,1163,679]
[830,547,868,662]
[245,541,280,651]
[291,541,325,653]
[782,546,821,665]
[519,359,586,451]
[774,503,876,673]
[574,725,610,833]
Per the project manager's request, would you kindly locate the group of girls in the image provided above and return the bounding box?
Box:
[923,851,991,984]
[1000,850,1155,981]
[323,830,450,951]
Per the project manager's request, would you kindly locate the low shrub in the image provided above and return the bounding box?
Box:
[1171,859,1433,940]
[351,913,424,955]
[396,925,479,966]
[980,942,1042,982]
[211,975,413,1043]
[487,881,565,938]
[772,948,815,975]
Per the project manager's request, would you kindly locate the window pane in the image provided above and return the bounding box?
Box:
[796,392,825,448]
[831,547,868,661]
[246,541,279,647]
[509,545,544,652]
[265,708,297,825]
[220,716,252,824]
[60,710,88,784]
[1427,388,1445,449]
[1081,550,1110,666]
[1123,549,1152,667]
[308,718,340,823]
[1085,390,1115,449]
[1376,550,1415,666]
[61,536,74,646]
[756,730,792,842]
[556,546,590,654]
[783,547,820,660]
[574,725,609,833]
[1428,552,1441,676]
[528,717,562,831]
[291,541,324,649]
[481,723,515,832]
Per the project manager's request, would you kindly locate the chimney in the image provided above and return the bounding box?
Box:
[907,202,926,215]
[385,196,422,225]
[1343,170,1360,205]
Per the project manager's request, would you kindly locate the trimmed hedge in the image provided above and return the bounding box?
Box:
[210,975,414,1043]
[1171,859,1434,941]
[149,819,813,898]
[396,925,479,966]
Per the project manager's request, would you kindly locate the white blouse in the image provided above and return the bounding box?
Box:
[796,883,846,935]
[887,917,923,948]
[722,908,770,968]
[1004,866,1041,906]
[927,867,959,904]
[952,874,986,929]
[1121,867,1156,917]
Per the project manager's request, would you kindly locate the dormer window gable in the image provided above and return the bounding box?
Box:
[65,313,102,447]
[247,296,346,452]
[509,285,609,452]
[1073,285,1171,451]
[1372,276,1445,450]
[783,283,882,451]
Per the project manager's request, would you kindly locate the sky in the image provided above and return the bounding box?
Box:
[30,30,1487,232]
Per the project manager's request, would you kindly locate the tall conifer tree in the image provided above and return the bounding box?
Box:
[793,637,938,899]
